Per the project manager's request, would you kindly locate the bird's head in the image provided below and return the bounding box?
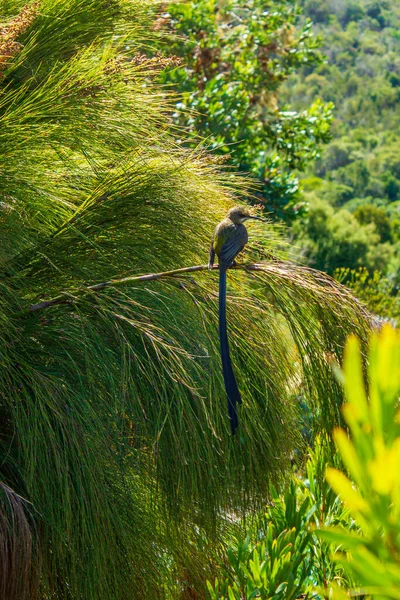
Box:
[227,205,265,224]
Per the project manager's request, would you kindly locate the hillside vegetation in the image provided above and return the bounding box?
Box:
[288,0,400,286]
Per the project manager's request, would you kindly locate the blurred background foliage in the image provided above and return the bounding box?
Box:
[284,0,400,301]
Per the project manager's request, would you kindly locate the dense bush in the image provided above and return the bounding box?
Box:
[206,443,355,599]
[336,268,400,324]
[157,0,333,219]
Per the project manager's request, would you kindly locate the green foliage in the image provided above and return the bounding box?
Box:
[157,0,333,219]
[336,268,400,323]
[206,440,356,599]
[291,196,395,274]
[207,498,313,600]
[317,325,400,598]
[287,0,400,281]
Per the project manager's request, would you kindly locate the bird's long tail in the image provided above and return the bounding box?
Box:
[219,266,242,434]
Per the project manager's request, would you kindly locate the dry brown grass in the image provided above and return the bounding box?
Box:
[0,1,40,75]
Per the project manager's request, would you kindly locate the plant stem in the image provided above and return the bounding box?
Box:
[14,262,264,317]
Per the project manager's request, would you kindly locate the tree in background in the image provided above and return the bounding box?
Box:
[291,195,395,275]
[0,1,371,598]
[157,0,333,220]
[286,0,400,295]
[336,268,400,325]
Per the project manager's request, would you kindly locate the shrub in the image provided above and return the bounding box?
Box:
[318,325,400,598]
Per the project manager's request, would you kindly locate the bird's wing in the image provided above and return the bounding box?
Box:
[208,239,215,269]
[218,224,248,268]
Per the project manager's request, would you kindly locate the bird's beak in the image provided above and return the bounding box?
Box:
[245,216,267,222]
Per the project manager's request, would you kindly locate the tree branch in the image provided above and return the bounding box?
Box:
[13,260,358,318]
[14,263,252,317]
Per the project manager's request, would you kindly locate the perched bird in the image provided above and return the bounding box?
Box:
[209,206,265,434]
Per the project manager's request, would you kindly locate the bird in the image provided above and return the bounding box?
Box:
[208,206,265,434]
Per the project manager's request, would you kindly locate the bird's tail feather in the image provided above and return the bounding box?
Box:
[219,267,242,434]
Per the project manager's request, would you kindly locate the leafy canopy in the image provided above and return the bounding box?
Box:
[157,0,333,219]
